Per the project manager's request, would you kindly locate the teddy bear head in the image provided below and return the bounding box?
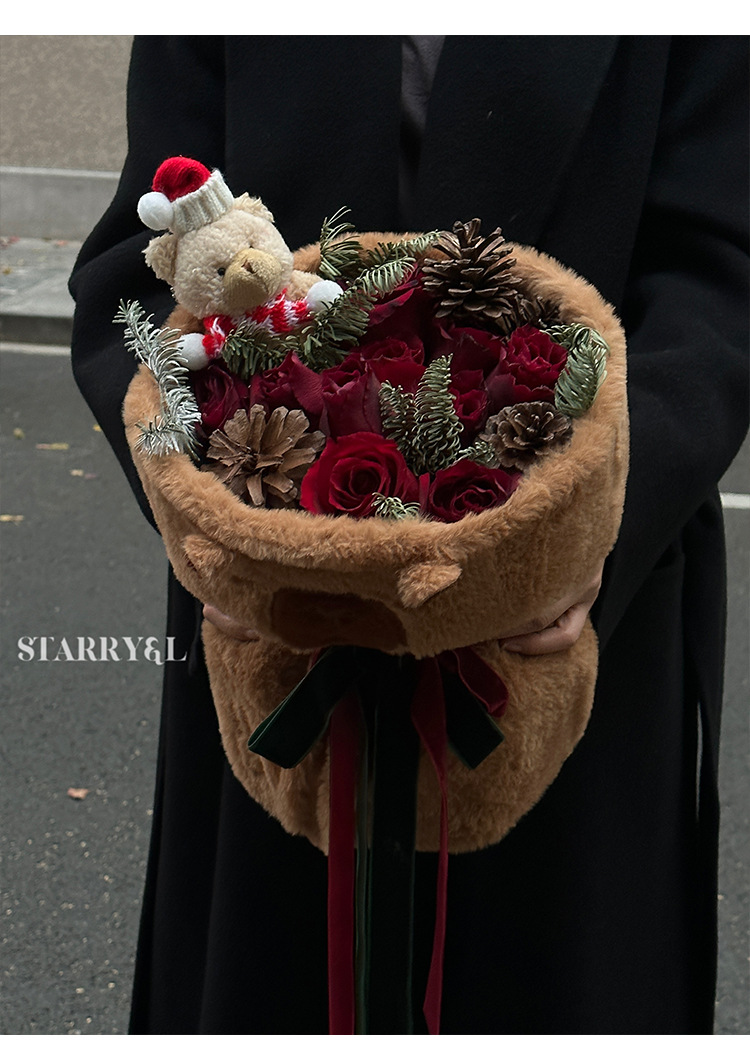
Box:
[138,157,295,320]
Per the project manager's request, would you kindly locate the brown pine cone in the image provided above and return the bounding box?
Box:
[480,402,573,471]
[203,405,324,507]
[513,292,563,330]
[421,218,524,333]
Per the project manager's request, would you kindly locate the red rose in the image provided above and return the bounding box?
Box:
[300,432,419,518]
[433,325,505,375]
[360,336,425,392]
[449,368,489,437]
[487,325,568,407]
[365,282,441,349]
[250,352,324,427]
[320,351,382,437]
[365,277,420,328]
[426,459,520,523]
[191,360,250,433]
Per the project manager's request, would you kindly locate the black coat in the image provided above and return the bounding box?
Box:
[70,36,749,1034]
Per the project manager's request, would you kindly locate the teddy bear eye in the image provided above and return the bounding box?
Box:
[217,267,226,277]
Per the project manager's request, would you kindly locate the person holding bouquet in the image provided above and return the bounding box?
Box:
[70,36,748,1034]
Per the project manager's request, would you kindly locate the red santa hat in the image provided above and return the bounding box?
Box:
[137,157,234,235]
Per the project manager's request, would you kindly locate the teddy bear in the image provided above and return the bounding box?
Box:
[137,156,342,369]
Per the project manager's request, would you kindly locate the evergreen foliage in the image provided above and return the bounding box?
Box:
[460,437,500,468]
[115,301,202,457]
[371,493,422,519]
[317,207,363,281]
[222,322,296,380]
[300,284,374,370]
[380,380,417,455]
[413,357,464,474]
[379,355,464,475]
[548,323,609,418]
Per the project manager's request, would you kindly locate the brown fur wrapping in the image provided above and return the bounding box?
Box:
[123,241,629,854]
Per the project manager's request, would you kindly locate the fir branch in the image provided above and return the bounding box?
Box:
[371,493,422,519]
[544,322,609,362]
[115,300,202,458]
[355,256,416,299]
[222,321,298,379]
[318,207,363,281]
[135,420,194,457]
[379,357,464,475]
[302,225,441,369]
[460,437,499,468]
[379,381,417,457]
[549,324,609,418]
[364,231,440,268]
[412,356,463,475]
[300,284,375,370]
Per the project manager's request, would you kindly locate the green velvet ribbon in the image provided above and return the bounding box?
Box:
[247,645,505,1034]
[247,646,504,771]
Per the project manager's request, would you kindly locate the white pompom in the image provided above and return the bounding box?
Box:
[305,280,344,313]
[137,191,174,231]
[178,332,211,371]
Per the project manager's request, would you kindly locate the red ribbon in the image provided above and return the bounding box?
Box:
[327,646,508,1035]
[412,647,508,1034]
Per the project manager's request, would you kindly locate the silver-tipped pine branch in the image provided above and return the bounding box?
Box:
[548,323,609,418]
[413,356,464,474]
[371,493,422,519]
[318,207,363,281]
[379,355,464,476]
[115,300,202,458]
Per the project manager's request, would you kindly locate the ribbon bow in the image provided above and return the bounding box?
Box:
[248,645,508,1035]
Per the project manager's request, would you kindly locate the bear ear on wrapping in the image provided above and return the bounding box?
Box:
[143,233,179,284]
[182,535,235,578]
[396,560,462,608]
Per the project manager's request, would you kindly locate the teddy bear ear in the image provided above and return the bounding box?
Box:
[234,192,275,224]
[143,233,179,283]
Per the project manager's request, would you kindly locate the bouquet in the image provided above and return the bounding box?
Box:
[120,158,628,1033]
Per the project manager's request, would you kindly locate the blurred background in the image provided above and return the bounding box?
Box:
[1,34,747,1037]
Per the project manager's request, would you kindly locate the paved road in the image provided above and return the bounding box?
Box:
[1,346,748,1035]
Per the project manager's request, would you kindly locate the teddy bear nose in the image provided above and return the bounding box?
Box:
[241,253,259,274]
[224,248,284,312]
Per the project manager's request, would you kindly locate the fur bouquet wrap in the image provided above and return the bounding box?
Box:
[122,232,628,857]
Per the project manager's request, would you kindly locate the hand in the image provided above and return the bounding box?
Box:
[202,604,260,641]
[499,565,603,656]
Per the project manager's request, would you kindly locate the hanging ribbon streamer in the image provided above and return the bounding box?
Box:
[247,644,507,1035]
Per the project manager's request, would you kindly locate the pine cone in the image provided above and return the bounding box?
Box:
[203,405,324,507]
[513,292,563,331]
[421,219,525,333]
[480,402,573,471]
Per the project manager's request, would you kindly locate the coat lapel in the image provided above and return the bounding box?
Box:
[410,36,619,247]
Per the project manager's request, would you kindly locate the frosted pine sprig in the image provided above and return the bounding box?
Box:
[371,493,422,519]
[547,323,609,418]
[115,300,202,457]
[379,355,464,476]
[412,356,464,474]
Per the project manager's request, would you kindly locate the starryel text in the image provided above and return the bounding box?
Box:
[17,636,187,665]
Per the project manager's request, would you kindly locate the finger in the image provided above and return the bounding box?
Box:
[501,601,589,655]
[202,604,260,641]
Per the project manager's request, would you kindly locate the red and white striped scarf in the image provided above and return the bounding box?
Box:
[202,290,311,358]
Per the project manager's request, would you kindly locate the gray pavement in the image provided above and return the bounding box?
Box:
[0,239,748,1034]
[0,237,79,346]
